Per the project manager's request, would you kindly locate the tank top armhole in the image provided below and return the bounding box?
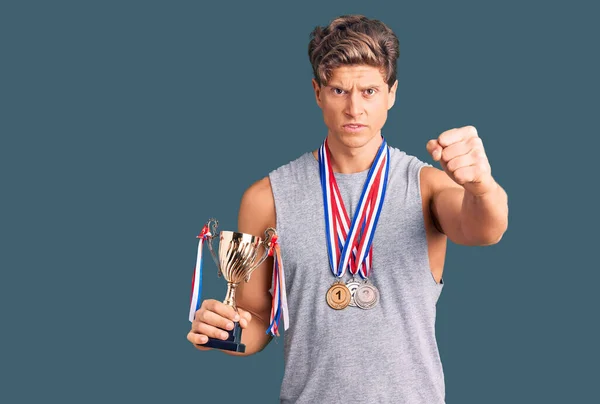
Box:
[412,157,444,287]
[267,170,283,237]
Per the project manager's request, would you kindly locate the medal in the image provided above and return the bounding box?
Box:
[326,280,351,310]
[319,136,390,309]
[354,280,380,310]
[345,277,361,307]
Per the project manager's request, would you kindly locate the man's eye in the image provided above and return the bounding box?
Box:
[365,89,376,96]
[333,88,345,95]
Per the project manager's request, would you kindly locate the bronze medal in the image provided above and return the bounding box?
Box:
[326,281,351,310]
[354,281,379,310]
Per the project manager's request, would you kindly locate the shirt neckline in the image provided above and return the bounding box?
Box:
[307,151,371,180]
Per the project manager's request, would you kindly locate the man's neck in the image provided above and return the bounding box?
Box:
[312,133,384,174]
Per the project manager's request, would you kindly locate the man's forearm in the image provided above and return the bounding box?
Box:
[459,180,508,246]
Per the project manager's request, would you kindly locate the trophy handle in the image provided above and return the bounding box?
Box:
[244,227,278,282]
[205,218,222,277]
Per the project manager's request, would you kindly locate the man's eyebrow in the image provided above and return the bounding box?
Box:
[360,84,382,90]
[327,83,382,90]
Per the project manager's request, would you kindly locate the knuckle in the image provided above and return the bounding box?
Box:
[476,153,488,165]
[469,139,483,152]
[479,160,491,173]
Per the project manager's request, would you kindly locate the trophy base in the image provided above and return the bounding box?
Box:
[199,322,246,353]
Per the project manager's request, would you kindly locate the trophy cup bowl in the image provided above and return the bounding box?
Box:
[198,219,276,352]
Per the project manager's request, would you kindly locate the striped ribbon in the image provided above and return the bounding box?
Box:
[267,235,289,336]
[188,224,211,322]
[319,136,389,279]
[329,160,375,277]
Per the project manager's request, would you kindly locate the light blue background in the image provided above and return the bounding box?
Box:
[1,1,598,403]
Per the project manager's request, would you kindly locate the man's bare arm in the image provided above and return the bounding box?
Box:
[425,126,508,246]
[224,176,277,356]
[424,167,508,246]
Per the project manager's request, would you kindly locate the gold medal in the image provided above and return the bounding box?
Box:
[326,280,351,310]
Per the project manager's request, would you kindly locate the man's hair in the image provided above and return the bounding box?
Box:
[308,15,400,90]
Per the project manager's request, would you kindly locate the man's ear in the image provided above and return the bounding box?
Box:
[387,80,398,110]
[312,78,323,108]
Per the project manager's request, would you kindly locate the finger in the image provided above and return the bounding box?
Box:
[187,331,211,348]
[438,126,477,148]
[236,316,249,329]
[426,139,442,161]
[452,164,478,185]
[238,315,250,329]
[195,321,232,341]
[446,152,476,173]
[234,308,253,329]
[203,299,240,322]
[195,310,236,332]
[237,308,253,323]
[439,140,471,164]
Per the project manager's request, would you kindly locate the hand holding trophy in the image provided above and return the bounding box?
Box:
[188,218,288,353]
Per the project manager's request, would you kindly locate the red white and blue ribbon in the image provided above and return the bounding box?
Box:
[267,235,289,336]
[188,224,212,322]
[319,136,389,279]
[329,163,375,278]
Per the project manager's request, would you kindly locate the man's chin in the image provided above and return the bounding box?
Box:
[330,131,381,149]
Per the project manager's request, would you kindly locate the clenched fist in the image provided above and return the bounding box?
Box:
[426,125,495,196]
[187,299,252,351]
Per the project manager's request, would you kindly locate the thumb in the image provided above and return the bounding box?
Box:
[236,308,253,329]
[426,139,442,161]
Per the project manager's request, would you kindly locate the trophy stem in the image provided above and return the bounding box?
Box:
[223,282,239,312]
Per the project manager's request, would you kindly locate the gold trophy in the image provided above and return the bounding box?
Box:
[199,218,276,352]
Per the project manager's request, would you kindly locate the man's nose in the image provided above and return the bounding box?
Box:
[344,92,364,117]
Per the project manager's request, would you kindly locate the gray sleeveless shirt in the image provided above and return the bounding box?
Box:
[268,147,445,404]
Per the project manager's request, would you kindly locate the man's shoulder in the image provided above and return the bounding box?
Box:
[385,144,441,198]
[242,151,313,209]
[386,145,433,175]
[238,176,275,229]
[242,176,273,204]
[268,150,314,177]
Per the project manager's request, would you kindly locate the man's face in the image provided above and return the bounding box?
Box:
[312,64,398,150]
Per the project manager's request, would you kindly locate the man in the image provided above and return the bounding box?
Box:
[187,14,508,403]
